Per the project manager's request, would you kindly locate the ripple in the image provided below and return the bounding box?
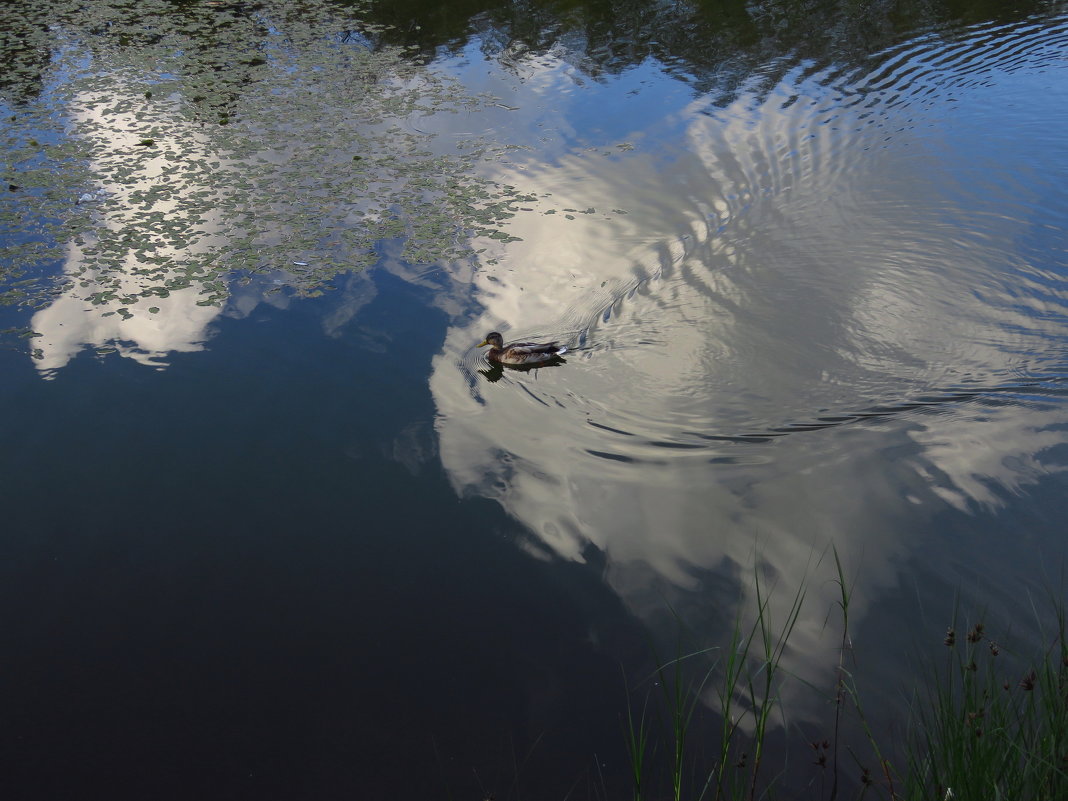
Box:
[432,9,1068,553]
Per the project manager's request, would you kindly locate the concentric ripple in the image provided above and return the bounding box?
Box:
[432,9,1068,568]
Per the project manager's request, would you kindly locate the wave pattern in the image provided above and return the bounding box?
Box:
[435,8,1068,505]
[425,12,1068,724]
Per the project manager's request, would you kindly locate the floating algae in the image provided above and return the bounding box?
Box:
[0,0,545,365]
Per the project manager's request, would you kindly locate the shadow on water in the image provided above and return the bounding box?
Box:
[358,0,1063,102]
[686,374,1068,446]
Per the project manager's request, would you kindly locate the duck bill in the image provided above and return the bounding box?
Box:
[477,339,489,347]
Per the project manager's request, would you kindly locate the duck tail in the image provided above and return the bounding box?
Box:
[557,346,568,355]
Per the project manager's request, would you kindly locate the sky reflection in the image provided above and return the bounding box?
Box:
[428,16,1068,722]
[30,79,225,375]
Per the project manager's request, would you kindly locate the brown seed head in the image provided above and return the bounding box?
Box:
[1021,670,1037,691]
[944,627,956,647]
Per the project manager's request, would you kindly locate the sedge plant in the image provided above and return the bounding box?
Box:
[623,568,806,801]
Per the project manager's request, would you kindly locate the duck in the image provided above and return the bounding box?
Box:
[477,332,567,366]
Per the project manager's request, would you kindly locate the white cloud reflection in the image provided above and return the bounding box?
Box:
[30,81,225,376]
[428,44,1068,722]
[31,242,220,373]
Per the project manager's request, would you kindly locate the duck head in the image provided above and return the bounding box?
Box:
[477,332,504,349]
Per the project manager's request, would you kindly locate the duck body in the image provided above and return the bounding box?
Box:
[477,331,567,366]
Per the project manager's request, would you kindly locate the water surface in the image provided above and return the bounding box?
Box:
[2,1,1068,798]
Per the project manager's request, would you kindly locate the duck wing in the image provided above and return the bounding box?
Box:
[498,341,568,365]
[505,341,562,355]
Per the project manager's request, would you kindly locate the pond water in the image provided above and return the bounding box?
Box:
[2,0,1068,798]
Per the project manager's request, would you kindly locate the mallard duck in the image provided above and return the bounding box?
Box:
[477,332,567,366]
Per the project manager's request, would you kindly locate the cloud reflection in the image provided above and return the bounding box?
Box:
[31,243,219,374]
[30,81,225,376]
[429,37,1068,722]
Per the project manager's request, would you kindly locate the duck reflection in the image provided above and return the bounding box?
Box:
[477,357,567,383]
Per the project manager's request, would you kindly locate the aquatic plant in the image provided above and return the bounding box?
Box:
[901,599,1068,800]
[624,555,1068,801]
[623,570,805,801]
[0,0,539,326]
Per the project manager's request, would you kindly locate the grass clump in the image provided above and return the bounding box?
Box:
[623,570,805,801]
[622,554,1068,801]
[903,604,1068,800]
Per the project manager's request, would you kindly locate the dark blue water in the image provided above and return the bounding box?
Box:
[3,1,1068,798]
[0,279,646,798]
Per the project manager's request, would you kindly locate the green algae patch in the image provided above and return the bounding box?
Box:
[0,0,541,318]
